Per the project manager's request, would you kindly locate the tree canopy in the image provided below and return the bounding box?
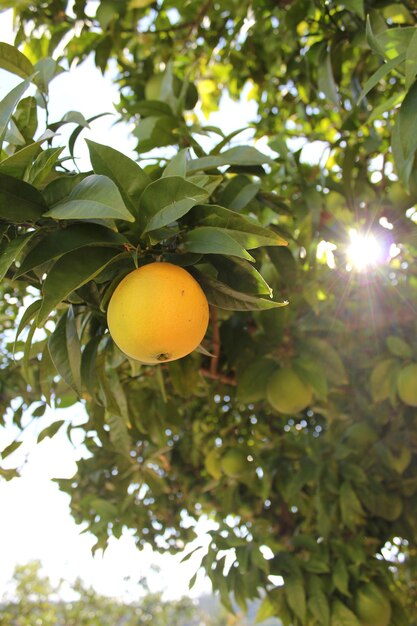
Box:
[1,0,417,624]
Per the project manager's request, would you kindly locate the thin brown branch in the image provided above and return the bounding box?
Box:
[200,369,237,386]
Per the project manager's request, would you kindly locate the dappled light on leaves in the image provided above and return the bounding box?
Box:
[2,1,417,624]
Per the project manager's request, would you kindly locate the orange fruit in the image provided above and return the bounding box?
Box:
[107,262,209,364]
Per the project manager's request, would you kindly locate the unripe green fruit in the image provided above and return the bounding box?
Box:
[266,368,312,414]
[355,583,391,626]
[397,363,417,407]
[221,449,248,478]
[204,449,222,480]
[345,422,378,449]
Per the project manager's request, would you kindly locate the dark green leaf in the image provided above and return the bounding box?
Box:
[237,358,277,403]
[198,272,287,311]
[0,232,34,280]
[37,247,119,325]
[16,223,126,277]
[189,204,287,248]
[140,176,208,232]
[187,146,274,172]
[48,311,80,393]
[183,226,254,261]
[0,172,47,222]
[44,174,134,222]
[0,140,42,179]
[284,573,306,623]
[86,139,150,214]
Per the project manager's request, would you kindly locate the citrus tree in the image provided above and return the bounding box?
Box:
[1,1,417,624]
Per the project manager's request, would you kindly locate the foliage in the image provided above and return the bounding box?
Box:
[0,560,219,626]
[1,0,417,624]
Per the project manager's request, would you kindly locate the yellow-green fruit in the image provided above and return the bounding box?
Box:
[107,263,209,364]
[221,449,248,478]
[266,368,312,414]
[205,449,222,480]
[397,363,417,407]
[345,422,378,449]
[355,583,391,626]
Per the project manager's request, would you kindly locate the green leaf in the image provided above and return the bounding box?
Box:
[339,482,364,529]
[129,0,154,8]
[357,52,406,105]
[80,336,101,401]
[198,272,287,311]
[0,233,34,280]
[0,172,47,222]
[361,488,403,521]
[48,312,80,394]
[16,223,126,277]
[189,204,287,248]
[256,595,277,623]
[284,573,306,623]
[14,299,42,354]
[1,440,23,459]
[37,247,119,325]
[106,413,131,457]
[14,96,38,142]
[386,335,412,358]
[304,338,348,385]
[342,0,364,18]
[86,139,150,214]
[0,140,42,179]
[333,559,350,596]
[39,342,56,405]
[0,78,30,138]
[44,175,134,222]
[214,256,272,296]
[405,29,417,89]
[237,358,277,403]
[0,42,34,79]
[183,226,255,261]
[140,176,208,232]
[37,420,65,443]
[331,600,361,626]
[133,115,178,153]
[66,306,82,394]
[392,79,417,186]
[308,577,330,626]
[370,358,399,403]
[317,46,339,106]
[34,57,63,93]
[187,146,274,172]
[163,149,188,177]
[27,146,64,187]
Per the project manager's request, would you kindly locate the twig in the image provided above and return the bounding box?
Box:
[200,369,237,386]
